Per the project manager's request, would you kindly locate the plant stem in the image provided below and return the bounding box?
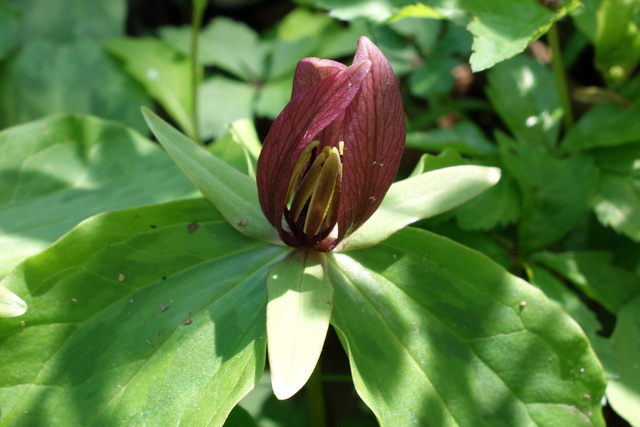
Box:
[307,362,327,427]
[190,0,206,145]
[547,24,574,131]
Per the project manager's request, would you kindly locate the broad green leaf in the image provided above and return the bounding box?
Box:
[329,227,606,426]
[337,165,501,251]
[198,76,257,139]
[0,285,26,318]
[303,0,414,22]
[390,3,446,21]
[0,2,19,59]
[608,294,640,426]
[532,251,640,314]
[0,115,196,276]
[592,172,640,242]
[453,171,521,230]
[254,78,292,119]
[409,150,465,177]
[142,108,281,245]
[0,40,151,133]
[13,0,125,44]
[405,122,497,157]
[408,57,460,98]
[0,198,286,425]
[105,37,195,139]
[498,133,599,253]
[487,55,562,150]
[266,249,333,399]
[467,0,578,72]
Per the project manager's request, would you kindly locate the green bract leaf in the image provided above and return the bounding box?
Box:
[0,284,26,318]
[0,198,287,425]
[208,119,262,178]
[105,37,195,139]
[487,55,562,150]
[142,108,281,245]
[0,40,151,133]
[266,249,333,399]
[531,251,640,314]
[0,115,196,276]
[608,294,640,426]
[329,227,606,425]
[337,165,501,251]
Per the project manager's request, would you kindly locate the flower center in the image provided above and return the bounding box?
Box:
[285,141,343,243]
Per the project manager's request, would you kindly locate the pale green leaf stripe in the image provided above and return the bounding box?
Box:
[267,249,332,399]
[0,199,287,426]
[0,285,26,317]
[330,227,606,426]
[338,165,501,251]
[142,108,281,245]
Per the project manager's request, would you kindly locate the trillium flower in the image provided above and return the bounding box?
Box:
[257,36,405,251]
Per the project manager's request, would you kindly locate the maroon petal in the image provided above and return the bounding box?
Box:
[257,59,372,242]
[337,36,406,242]
[292,58,346,98]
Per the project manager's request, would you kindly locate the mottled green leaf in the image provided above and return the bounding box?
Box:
[0,199,286,426]
[592,173,640,242]
[330,227,606,426]
[0,115,196,276]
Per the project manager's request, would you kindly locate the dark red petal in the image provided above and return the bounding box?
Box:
[292,58,346,98]
[257,59,372,241]
[337,36,406,241]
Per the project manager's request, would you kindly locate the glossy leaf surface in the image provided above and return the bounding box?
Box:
[0,199,287,425]
[0,115,196,276]
[330,227,606,426]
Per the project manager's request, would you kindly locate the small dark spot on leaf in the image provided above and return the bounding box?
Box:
[326,300,332,306]
[160,305,170,312]
[237,219,248,226]
[509,148,518,156]
[133,214,139,218]
[184,318,193,325]
[162,276,167,280]
[187,221,198,233]
[150,224,157,229]
[438,264,444,268]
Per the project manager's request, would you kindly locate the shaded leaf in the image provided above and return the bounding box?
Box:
[0,115,196,276]
[487,54,561,150]
[498,133,599,252]
[0,2,19,59]
[330,227,606,426]
[105,37,195,138]
[0,40,151,133]
[531,251,640,314]
[338,165,501,251]
[142,108,281,245]
[266,249,332,399]
[405,122,497,158]
[0,198,286,425]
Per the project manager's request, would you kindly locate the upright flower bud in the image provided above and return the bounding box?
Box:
[257,36,405,251]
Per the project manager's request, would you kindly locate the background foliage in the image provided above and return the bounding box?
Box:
[1,0,639,425]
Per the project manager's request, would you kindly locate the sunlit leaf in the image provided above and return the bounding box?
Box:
[0,115,196,276]
[338,165,501,251]
[0,199,286,425]
[330,227,606,425]
[0,285,26,318]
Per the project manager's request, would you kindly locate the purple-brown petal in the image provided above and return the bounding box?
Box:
[257,59,372,244]
[337,36,406,242]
